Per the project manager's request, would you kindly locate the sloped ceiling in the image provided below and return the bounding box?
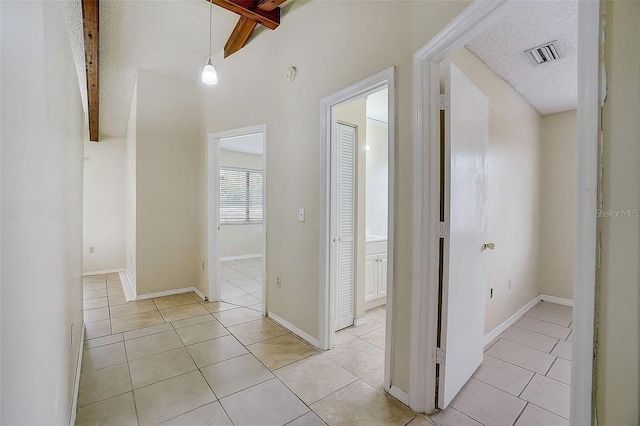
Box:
[68,0,239,139]
[466,0,577,115]
[100,0,238,138]
[220,133,264,155]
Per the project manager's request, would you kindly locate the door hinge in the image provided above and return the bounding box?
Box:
[436,221,446,238]
[435,347,446,364]
[436,94,449,110]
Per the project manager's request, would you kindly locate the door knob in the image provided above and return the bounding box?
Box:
[483,242,495,250]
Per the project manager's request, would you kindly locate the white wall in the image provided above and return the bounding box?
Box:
[203,0,471,392]
[539,110,576,300]
[219,149,263,259]
[365,120,389,238]
[125,81,138,293]
[83,137,126,273]
[448,48,542,334]
[135,70,204,296]
[597,1,640,423]
[1,1,85,423]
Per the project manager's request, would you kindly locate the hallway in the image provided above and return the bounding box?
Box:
[78,274,423,425]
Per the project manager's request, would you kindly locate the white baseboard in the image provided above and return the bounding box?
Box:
[69,323,85,426]
[220,254,262,262]
[136,286,196,300]
[354,317,367,327]
[119,271,136,302]
[268,311,320,348]
[83,268,124,276]
[193,287,207,301]
[540,294,574,306]
[483,295,542,347]
[116,274,209,303]
[389,385,410,406]
[483,294,575,347]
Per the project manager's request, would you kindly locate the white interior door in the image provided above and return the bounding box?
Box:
[334,122,357,331]
[438,62,489,408]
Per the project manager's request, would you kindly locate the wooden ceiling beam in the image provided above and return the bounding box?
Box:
[218,0,287,57]
[208,0,280,30]
[224,17,258,58]
[257,0,286,12]
[82,0,99,142]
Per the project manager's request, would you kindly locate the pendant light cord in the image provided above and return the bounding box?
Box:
[208,0,212,59]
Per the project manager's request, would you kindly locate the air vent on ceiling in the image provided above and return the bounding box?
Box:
[525,41,561,65]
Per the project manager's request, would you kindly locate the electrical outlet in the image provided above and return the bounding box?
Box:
[89,246,95,254]
[276,276,282,288]
[490,288,494,298]
[508,278,512,290]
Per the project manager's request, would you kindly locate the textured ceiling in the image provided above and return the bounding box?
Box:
[220,133,264,155]
[64,0,88,120]
[74,0,237,138]
[366,88,388,124]
[466,0,577,115]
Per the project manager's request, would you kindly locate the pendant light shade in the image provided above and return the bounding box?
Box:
[202,59,217,85]
[202,0,217,85]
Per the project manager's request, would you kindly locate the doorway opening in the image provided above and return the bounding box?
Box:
[319,67,398,397]
[208,126,267,315]
[410,1,599,424]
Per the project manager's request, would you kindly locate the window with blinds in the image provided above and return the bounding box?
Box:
[220,167,263,224]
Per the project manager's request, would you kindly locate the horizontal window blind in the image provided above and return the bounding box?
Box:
[220,167,263,224]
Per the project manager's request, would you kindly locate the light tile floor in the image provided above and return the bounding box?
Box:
[435,301,573,426]
[219,258,264,312]
[78,273,424,425]
[80,270,571,426]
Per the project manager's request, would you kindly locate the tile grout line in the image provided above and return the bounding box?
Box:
[121,335,141,426]
[511,402,529,426]
[83,272,394,425]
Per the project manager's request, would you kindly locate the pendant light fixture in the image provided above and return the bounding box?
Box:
[201,0,218,85]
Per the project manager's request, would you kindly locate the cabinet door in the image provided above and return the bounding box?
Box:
[378,253,388,298]
[364,254,378,302]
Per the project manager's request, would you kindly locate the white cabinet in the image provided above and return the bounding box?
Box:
[378,253,387,298]
[365,241,387,302]
[365,254,378,301]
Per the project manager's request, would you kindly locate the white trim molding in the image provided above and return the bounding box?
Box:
[318,66,396,393]
[268,311,320,348]
[483,296,542,347]
[482,294,575,347]
[571,2,601,424]
[389,386,411,406]
[541,295,574,307]
[69,323,85,426]
[193,287,207,302]
[83,268,124,276]
[411,0,599,419]
[220,254,262,262]
[135,286,197,301]
[119,271,136,302]
[353,317,367,327]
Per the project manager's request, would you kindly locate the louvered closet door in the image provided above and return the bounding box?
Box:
[335,122,356,331]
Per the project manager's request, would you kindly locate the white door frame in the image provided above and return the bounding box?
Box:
[207,125,268,315]
[410,1,601,423]
[319,67,396,391]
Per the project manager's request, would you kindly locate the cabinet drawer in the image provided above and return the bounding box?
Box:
[366,241,387,255]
